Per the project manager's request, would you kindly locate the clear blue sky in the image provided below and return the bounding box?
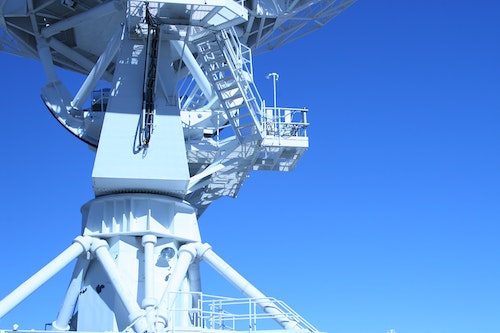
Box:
[1,1,499,333]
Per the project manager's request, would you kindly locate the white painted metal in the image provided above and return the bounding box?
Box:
[91,36,190,197]
[155,244,198,330]
[71,26,122,110]
[201,246,301,330]
[0,0,355,332]
[40,2,124,39]
[81,194,201,241]
[92,239,148,333]
[0,236,92,319]
[141,234,158,332]
[52,256,90,331]
[141,234,157,311]
[171,40,215,100]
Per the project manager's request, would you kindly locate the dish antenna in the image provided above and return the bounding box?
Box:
[0,0,355,332]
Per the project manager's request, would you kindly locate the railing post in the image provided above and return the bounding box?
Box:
[302,108,308,136]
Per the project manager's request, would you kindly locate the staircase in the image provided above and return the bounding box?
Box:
[195,28,264,143]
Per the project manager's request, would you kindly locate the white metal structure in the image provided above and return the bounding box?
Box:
[0,1,355,333]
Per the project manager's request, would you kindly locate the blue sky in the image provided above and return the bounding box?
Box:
[1,1,499,333]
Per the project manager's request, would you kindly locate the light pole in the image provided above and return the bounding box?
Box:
[266,72,279,133]
[266,72,279,111]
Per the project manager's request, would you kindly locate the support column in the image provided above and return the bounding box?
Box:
[155,244,197,330]
[71,26,122,110]
[0,236,92,319]
[201,246,300,330]
[141,234,157,332]
[52,255,90,331]
[92,239,148,333]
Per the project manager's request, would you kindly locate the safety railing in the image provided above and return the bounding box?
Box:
[165,293,320,333]
[260,105,309,138]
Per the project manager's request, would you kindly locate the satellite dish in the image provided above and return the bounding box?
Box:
[0,0,355,332]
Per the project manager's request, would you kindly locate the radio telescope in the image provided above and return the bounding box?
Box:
[0,1,354,333]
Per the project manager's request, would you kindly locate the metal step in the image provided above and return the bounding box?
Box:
[195,28,263,143]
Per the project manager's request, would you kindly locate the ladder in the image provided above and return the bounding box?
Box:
[195,28,264,143]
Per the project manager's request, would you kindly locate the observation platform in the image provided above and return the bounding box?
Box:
[255,107,309,171]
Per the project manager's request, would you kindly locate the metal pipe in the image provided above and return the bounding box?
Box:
[48,37,114,82]
[52,254,90,331]
[188,262,201,295]
[41,1,123,38]
[92,239,147,333]
[48,38,96,74]
[187,261,202,325]
[141,234,157,332]
[155,244,197,331]
[171,40,214,100]
[0,236,92,319]
[142,234,157,307]
[71,26,122,109]
[200,246,300,330]
[266,72,279,134]
[188,163,225,190]
[37,37,58,83]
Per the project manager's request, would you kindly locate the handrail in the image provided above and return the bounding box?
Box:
[161,292,320,333]
[261,106,309,138]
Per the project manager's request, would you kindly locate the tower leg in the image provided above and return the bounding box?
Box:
[155,244,197,331]
[91,239,148,333]
[0,237,91,320]
[52,255,90,331]
[141,234,157,332]
[201,247,300,330]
